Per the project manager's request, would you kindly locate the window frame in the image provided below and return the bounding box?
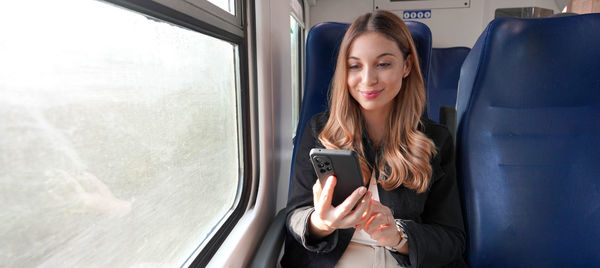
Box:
[184,0,243,26]
[101,0,253,266]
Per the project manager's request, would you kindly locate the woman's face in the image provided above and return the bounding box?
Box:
[347,32,411,115]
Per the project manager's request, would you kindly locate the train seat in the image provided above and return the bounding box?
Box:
[427,47,470,123]
[456,14,600,267]
[249,20,433,267]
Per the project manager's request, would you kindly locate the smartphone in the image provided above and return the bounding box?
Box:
[309,148,365,207]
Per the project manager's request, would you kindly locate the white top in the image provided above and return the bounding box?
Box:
[335,172,406,268]
[349,171,381,246]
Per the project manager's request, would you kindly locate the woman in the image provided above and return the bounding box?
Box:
[281,10,466,268]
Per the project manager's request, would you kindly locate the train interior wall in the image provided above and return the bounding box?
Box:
[209,0,569,266]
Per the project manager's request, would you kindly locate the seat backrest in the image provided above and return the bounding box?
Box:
[427,47,470,122]
[456,14,600,267]
[290,21,432,185]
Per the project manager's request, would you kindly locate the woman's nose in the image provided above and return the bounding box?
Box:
[362,67,378,85]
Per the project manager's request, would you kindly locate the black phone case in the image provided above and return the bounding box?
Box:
[309,148,365,207]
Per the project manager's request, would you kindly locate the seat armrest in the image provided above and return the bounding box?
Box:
[439,106,457,141]
[249,208,287,268]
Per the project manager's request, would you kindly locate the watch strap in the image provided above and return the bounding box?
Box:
[386,219,408,252]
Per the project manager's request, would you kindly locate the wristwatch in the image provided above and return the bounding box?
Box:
[386,219,408,252]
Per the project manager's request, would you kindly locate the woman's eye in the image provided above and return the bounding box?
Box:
[348,65,360,70]
[377,62,391,68]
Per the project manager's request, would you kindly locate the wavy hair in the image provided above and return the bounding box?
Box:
[318,10,436,193]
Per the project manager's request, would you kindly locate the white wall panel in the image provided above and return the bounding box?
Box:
[309,0,561,48]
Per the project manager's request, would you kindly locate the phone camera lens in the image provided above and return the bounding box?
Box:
[320,169,326,173]
[318,163,324,168]
[325,161,330,166]
[326,167,332,171]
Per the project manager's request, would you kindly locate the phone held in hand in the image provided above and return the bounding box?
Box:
[309,148,365,207]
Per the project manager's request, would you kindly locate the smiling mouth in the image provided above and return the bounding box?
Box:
[360,89,383,99]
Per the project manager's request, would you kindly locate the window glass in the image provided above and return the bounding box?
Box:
[206,0,235,15]
[290,15,302,137]
[0,0,241,266]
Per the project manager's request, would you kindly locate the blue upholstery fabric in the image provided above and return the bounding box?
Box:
[427,47,470,122]
[456,14,600,267]
[290,21,432,186]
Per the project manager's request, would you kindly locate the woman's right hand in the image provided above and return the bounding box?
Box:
[309,175,372,239]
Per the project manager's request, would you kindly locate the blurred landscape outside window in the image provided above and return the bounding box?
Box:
[0,0,242,266]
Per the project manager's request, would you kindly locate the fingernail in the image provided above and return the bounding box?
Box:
[359,187,366,194]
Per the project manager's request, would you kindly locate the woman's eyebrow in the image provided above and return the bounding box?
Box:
[347,52,397,60]
[377,52,396,58]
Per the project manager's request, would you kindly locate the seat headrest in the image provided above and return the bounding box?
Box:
[457,14,600,125]
[427,47,470,122]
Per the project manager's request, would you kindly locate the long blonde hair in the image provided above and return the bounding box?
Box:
[318,10,436,193]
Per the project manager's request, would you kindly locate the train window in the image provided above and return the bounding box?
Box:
[290,0,305,137]
[1,0,247,267]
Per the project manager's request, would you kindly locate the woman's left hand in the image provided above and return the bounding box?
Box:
[356,200,402,248]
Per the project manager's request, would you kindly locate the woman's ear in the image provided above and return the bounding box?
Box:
[403,56,412,78]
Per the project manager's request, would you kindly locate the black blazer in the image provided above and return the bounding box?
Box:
[281,112,467,268]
